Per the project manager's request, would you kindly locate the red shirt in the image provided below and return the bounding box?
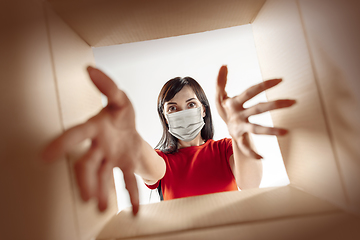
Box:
[146,138,238,200]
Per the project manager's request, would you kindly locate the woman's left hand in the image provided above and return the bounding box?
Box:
[215,65,296,159]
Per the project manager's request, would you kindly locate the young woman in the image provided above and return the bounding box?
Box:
[42,66,296,215]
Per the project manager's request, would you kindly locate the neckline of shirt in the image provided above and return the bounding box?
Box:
[178,139,213,151]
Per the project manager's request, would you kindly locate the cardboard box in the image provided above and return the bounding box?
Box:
[1,0,359,239]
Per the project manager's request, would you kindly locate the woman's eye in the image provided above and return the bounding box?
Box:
[168,106,176,112]
[188,102,196,108]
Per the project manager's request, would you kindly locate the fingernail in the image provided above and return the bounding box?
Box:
[98,202,107,212]
[267,78,282,86]
[279,129,288,135]
[253,152,263,159]
[87,66,95,74]
[133,205,139,216]
[81,192,90,202]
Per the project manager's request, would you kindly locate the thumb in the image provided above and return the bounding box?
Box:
[215,65,229,122]
[216,65,228,101]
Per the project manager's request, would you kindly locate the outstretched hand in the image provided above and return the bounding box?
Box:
[216,65,296,159]
[42,67,140,215]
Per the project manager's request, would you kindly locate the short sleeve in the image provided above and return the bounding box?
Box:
[221,138,233,162]
[144,149,167,190]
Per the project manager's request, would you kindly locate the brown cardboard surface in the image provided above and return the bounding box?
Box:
[0,0,41,28]
[45,4,102,130]
[3,0,360,239]
[298,0,360,215]
[0,0,78,239]
[45,3,118,239]
[0,1,117,239]
[49,0,266,47]
[252,0,347,210]
[113,212,360,240]
[97,186,340,239]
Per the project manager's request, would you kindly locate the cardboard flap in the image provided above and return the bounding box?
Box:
[122,212,360,240]
[49,0,266,47]
[45,3,118,239]
[96,186,339,239]
[0,1,78,239]
[298,0,360,215]
[252,0,348,211]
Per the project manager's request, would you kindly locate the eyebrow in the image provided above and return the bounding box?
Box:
[166,98,197,106]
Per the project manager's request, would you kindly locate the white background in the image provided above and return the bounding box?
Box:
[93,24,289,212]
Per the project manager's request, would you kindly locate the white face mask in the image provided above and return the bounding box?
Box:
[165,107,205,142]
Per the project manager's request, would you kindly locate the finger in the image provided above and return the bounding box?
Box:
[216,66,229,121]
[235,78,282,105]
[236,135,262,159]
[97,160,113,212]
[42,122,97,162]
[216,65,229,102]
[242,99,296,118]
[74,145,104,201]
[246,123,288,136]
[87,67,130,108]
[123,170,140,216]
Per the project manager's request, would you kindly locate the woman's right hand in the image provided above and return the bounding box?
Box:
[42,67,140,215]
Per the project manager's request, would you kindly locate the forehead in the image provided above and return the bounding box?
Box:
[166,85,199,103]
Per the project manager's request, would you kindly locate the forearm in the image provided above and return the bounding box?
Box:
[231,135,263,189]
[131,131,166,184]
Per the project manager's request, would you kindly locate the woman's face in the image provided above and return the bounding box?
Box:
[163,86,206,117]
